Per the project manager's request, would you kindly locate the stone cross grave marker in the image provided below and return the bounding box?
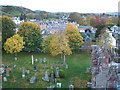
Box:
[56,67,60,78]
[3,77,7,82]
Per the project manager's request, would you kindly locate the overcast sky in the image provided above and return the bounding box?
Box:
[1,0,120,13]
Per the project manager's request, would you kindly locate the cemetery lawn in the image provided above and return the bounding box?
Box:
[2,51,91,88]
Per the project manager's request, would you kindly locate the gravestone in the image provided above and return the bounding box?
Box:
[6,70,10,77]
[51,66,53,69]
[2,64,5,68]
[22,67,26,79]
[31,55,34,65]
[42,71,49,81]
[56,67,59,78]
[35,59,38,62]
[3,77,7,82]
[39,58,42,63]
[57,83,62,88]
[26,70,30,74]
[44,64,46,70]
[22,74,26,79]
[50,71,54,82]
[0,67,5,75]
[30,76,36,83]
[65,64,68,69]
[33,64,37,71]
[14,57,17,60]
[86,67,90,73]
[13,65,16,68]
[43,57,47,62]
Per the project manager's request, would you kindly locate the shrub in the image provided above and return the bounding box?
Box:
[59,69,65,78]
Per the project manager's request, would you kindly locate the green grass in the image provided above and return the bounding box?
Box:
[2,51,91,88]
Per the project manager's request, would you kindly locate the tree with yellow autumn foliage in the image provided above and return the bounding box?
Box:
[18,22,42,52]
[107,18,112,24]
[66,23,84,53]
[50,32,72,56]
[4,34,25,54]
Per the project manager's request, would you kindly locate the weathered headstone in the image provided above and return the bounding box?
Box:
[65,64,68,69]
[51,66,53,69]
[50,71,54,82]
[42,71,49,81]
[6,70,10,77]
[56,67,59,78]
[35,59,38,62]
[86,67,90,73]
[26,70,30,74]
[22,74,26,79]
[3,77,7,82]
[31,55,34,65]
[33,64,37,71]
[30,76,36,83]
[2,64,5,68]
[39,58,42,63]
[14,57,17,60]
[13,65,16,68]
[22,67,26,79]
[43,57,47,62]
[0,67,4,75]
[44,64,46,70]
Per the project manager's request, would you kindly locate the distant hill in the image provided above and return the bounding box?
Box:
[34,10,42,13]
[0,5,34,16]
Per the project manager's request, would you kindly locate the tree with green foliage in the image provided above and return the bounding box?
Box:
[1,16,16,47]
[18,22,42,52]
[42,35,54,54]
[66,23,84,53]
[68,12,81,24]
[4,34,25,54]
[95,24,106,38]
